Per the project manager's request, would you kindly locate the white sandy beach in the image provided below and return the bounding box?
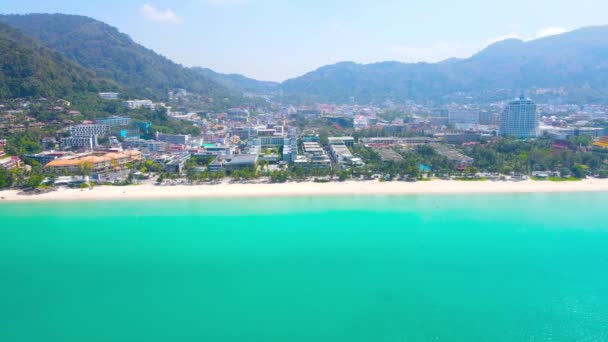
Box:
[2,179,608,202]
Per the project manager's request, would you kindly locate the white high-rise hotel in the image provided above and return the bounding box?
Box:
[499,95,539,138]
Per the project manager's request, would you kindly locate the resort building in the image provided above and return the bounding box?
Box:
[541,126,604,140]
[44,151,142,173]
[302,142,325,155]
[431,144,475,169]
[0,156,21,170]
[123,100,156,110]
[225,155,258,171]
[375,148,404,164]
[361,137,399,147]
[299,142,331,168]
[155,133,190,145]
[592,137,608,150]
[441,132,483,145]
[282,140,299,163]
[68,124,110,137]
[95,116,131,127]
[499,95,539,138]
[208,154,258,172]
[329,144,364,167]
[328,136,355,148]
[122,138,168,152]
[301,135,321,143]
[226,108,250,122]
[361,137,438,147]
[448,108,479,125]
[353,115,369,129]
[159,153,191,173]
[24,151,70,166]
[250,136,289,147]
[479,111,500,126]
[99,92,120,100]
[198,144,234,156]
[60,136,98,150]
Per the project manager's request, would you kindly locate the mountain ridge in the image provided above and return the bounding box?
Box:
[281,25,608,103]
[2,13,608,104]
[0,13,241,103]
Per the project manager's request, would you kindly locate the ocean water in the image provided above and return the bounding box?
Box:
[1,193,608,341]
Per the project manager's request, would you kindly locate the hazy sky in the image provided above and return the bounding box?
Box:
[2,0,607,81]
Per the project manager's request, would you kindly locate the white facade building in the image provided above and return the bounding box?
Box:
[68,124,110,137]
[123,100,156,110]
[61,136,97,150]
[499,95,539,138]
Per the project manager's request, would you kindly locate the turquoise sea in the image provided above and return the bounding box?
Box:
[1,193,608,341]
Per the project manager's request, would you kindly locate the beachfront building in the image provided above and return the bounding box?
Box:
[282,139,299,163]
[24,151,70,166]
[375,148,404,164]
[44,151,142,174]
[329,144,364,167]
[298,142,331,168]
[499,95,539,138]
[208,154,258,173]
[159,153,191,173]
[431,144,474,170]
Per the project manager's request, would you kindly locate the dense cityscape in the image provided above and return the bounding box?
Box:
[2,88,608,192]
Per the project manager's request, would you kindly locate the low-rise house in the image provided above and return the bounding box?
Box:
[0,156,21,170]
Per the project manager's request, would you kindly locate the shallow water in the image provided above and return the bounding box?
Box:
[1,193,607,341]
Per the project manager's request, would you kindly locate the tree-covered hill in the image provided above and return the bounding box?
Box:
[0,22,118,99]
[281,26,608,104]
[0,13,239,101]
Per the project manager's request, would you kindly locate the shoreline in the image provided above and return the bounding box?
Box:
[2,179,608,202]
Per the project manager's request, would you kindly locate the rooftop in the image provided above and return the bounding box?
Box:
[45,151,142,168]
